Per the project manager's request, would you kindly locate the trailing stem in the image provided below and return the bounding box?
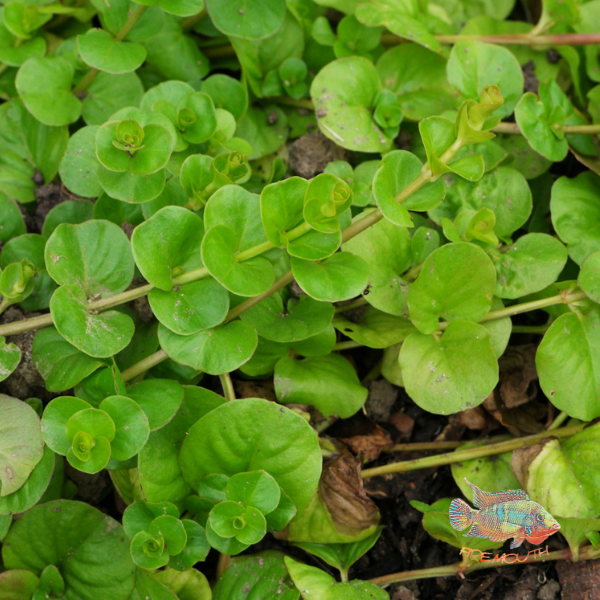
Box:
[360,423,584,479]
[369,545,600,587]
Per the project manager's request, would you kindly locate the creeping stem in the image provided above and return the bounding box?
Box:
[369,545,600,587]
[360,423,584,479]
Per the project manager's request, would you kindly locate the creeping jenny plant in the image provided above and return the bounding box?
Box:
[2,0,600,597]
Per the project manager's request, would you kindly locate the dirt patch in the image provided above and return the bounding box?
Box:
[0,307,47,400]
[288,131,347,179]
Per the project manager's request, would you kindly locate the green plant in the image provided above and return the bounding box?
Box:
[2,0,600,597]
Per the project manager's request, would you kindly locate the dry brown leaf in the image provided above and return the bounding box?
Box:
[498,344,538,408]
[511,439,551,488]
[339,423,393,461]
[320,448,380,532]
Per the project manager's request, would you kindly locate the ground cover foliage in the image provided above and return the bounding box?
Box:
[1,0,600,598]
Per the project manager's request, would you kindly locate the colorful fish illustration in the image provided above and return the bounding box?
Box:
[449,478,561,549]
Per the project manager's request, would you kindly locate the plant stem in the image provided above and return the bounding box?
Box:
[478,291,586,323]
[431,33,600,46]
[511,324,549,334]
[216,553,230,580]
[382,441,464,453]
[333,340,362,351]
[0,298,10,316]
[114,4,148,41]
[72,4,147,94]
[492,122,521,134]
[121,350,167,382]
[369,545,600,587]
[548,411,569,431]
[360,423,584,479]
[561,124,600,134]
[219,373,235,401]
[334,297,368,313]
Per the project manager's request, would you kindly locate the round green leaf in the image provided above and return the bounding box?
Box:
[451,442,520,503]
[149,515,187,555]
[205,519,249,556]
[291,252,370,302]
[82,72,145,127]
[168,520,210,571]
[123,500,180,539]
[332,306,416,349]
[158,321,258,376]
[373,150,445,226]
[491,233,568,299]
[428,167,532,239]
[447,42,523,119]
[213,552,299,600]
[209,500,246,538]
[41,396,92,456]
[551,172,600,265]
[226,471,280,515]
[343,215,412,316]
[149,278,229,335]
[179,398,321,517]
[66,407,115,443]
[0,193,26,243]
[33,327,106,392]
[2,500,135,600]
[201,225,275,297]
[579,250,600,303]
[78,29,146,74]
[311,56,393,152]
[235,105,288,160]
[376,44,456,121]
[240,294,334,344]
[202,74,248,121]
[274,354,368,418]
[399,321,499,415]
[178,92,217,144]
[132,206,204,291]
[205,0,285,40]
[131,530,170,569]
[66,434,111,474]
[50,285,135,358]
[536,304,600,420]
[138,386,225,506]
[99,395,150,461]
[0,336,20,383]
[0,569,39,599]
[354,0,439,53]
[407,242,496,334]
[45,220,134,296]
[58,126,102,198]
[153,566,211,599]
[0,445,54,516]
[0,395,44,497]
[514,92,568,162]
[42,200,94,239]
[126,379,183,431]
[99,167,166,203]
[260,177,307,248]
[16,57,81,126]
[0,234,56,312]
[495,134,551,180]
[521,434,600,519]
